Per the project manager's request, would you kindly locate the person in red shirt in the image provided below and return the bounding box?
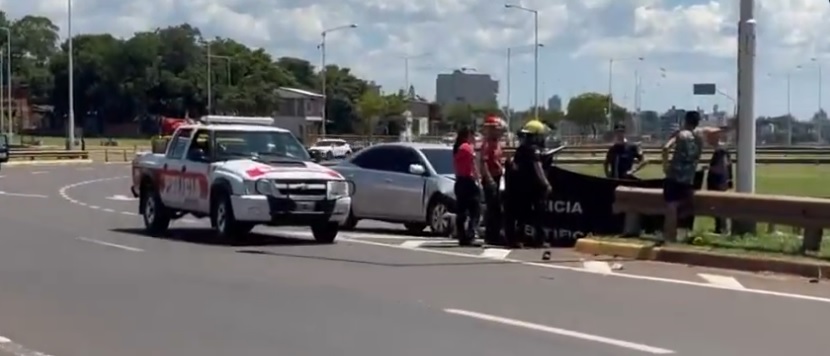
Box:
[452,126,480,246]
[479,116,505,245]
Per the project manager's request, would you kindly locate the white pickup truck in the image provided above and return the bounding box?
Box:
[130,123,353,243]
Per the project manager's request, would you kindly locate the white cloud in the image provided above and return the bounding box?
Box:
[2,0,830,118]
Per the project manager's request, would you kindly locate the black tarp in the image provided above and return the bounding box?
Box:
[534,166,704,245]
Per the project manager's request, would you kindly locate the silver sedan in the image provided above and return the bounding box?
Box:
[332,142,458,235]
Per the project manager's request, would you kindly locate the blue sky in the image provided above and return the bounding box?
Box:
[3,0,829,120]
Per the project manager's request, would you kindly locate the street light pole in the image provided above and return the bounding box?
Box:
[505,43,543,131]
[206,41,212,114]
[66,0,75,150]
[734,0,756,235]
[812,57,823,142]
[0,27,10,137]
[607,57,644,129]
[319,24,357,139]
[505,4,539,119]
[402,52,430,97]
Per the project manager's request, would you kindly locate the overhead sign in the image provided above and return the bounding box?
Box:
[693,83,717,95]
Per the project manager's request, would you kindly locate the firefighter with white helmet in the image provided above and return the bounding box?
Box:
[503,118,553,248]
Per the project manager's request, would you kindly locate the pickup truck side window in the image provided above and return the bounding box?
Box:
[166,129,193,159]
[187,129,211,161]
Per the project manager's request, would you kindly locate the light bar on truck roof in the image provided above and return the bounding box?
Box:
[200,115,275,126]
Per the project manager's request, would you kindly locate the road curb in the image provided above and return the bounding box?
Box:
[655,248,830,280]
[573,238,657,260]
[574,238,830,279]
[5,159,93,166]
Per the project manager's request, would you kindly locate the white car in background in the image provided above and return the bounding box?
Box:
[309,139,352,160]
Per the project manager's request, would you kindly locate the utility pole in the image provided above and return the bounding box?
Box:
[734,0,757,234]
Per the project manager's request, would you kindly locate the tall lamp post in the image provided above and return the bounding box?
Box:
[66,0,76,150]
[505,4,539,119]
[733,0,756,235]
[506,43,543,130]
[0,26,9,137]
[607,56,644,129]
[811,57,823,142]
[318,24,357,138]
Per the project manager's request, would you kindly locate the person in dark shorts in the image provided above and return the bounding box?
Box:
[504,119,552,248]
[479,116,506,245]
[452,126,481,246]
[705,128,733,234]
[604,123,646,180]
[661,111,703,242]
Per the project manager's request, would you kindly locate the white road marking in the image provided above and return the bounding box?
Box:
[401,240,426,248]
[0,191,48,198]
[106,194,137,201]
[480,248,512,259]
[121,211,138,216]
[338,238,830,304]
[698,273,745,289]
[89,205,99,209]
[444,308,674,354]
[102,208,115,213]
[582,261,614,274]
[30,171,47,175]
[58,176,130,210]
[0,175,5,178]
[0,335,55,356]
[77,237,143,252]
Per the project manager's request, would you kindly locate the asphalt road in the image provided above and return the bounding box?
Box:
[1,163,829,355]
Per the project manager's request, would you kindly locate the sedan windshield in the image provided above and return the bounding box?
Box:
[214,131,310,161]
[420,148,454,175]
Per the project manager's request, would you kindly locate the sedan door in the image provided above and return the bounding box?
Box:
[338,146,398,219]
[383,147,429,221]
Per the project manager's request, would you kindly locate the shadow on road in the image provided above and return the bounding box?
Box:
[235,249,512,268]
[111,227,321,247]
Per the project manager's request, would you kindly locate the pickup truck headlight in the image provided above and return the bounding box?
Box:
[327,180,351,199]
[253,179,274,195]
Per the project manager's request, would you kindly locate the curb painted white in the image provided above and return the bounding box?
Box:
[698,273,745,289]
[444,308,674,354]
[5,159,93,166]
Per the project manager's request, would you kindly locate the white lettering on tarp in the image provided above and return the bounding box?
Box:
[517,222,587,240]
[545,200,583,214]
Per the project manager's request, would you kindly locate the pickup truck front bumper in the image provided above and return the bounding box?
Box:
[231,195,351,226]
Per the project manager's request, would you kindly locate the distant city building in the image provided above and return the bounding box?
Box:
[435,70,498,108]
[547,95,562,111]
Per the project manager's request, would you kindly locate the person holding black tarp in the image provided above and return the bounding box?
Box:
[479,116,506,245]
[504,119,552,248]
[604,123,646,180]
[452,126,481,246]
[705,128,733,234]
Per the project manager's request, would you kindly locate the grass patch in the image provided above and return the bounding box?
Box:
[22,135,151,148]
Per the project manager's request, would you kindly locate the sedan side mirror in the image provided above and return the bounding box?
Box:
[408,163,426,175]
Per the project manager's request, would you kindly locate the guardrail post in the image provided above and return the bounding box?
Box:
[766,223,776,233]
[802,227,823,253]
[122,149,127,161]
[104,149,109,162]
[622,213,642,237]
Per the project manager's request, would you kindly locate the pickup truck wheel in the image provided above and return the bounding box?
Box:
[311,222,339,244]
[141,186,171,236]
[212,194,254,240]
[342,211,358,230]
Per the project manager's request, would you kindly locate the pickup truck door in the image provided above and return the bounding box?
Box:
[159,128,193,209]
[181,129,212,213]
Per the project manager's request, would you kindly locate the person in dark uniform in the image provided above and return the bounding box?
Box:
[603,123,645,180]
[452,126,481,246]
[705,128,733,234]
[504,119,552,248]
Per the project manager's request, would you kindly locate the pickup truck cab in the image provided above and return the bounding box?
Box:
[131,121,353,243]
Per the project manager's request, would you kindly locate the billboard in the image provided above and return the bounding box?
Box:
[693,83,717,95]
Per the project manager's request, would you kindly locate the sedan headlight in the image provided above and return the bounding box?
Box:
[327,180,352,199]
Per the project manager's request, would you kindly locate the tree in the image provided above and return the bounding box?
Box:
[445,103,472,127]
[565,92,627,134]
[1,11,379,136]
[356,91,406,136]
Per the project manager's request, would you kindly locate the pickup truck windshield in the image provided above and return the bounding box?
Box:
[214,131,310,161]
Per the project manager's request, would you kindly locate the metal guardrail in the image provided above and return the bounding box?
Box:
[553,157,830,164]
[10,150,90,161]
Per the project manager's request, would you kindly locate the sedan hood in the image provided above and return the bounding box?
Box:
[219,159,345,180]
